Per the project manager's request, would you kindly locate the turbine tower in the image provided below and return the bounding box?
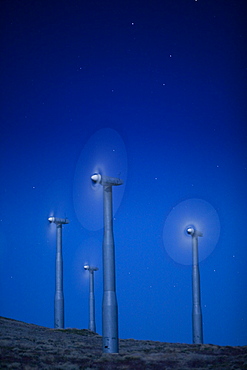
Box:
[84,264,99,332]
[48,216,69,329]
[186,226,203,344]
[91,173,123,353]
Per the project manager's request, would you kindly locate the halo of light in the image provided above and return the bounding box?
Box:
[46,210,56,239]
[163,199,220,265]
[73,128,128,231]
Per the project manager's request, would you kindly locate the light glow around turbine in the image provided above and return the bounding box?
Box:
[163,199,220,265]
[73,128,127,231]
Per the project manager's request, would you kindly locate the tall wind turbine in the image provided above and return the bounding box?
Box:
[91,174,123,353]
[73,128,127,352]
[186,226,203,344]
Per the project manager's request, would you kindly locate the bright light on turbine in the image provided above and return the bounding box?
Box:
[187,227,195,236]
[91,174,101,183]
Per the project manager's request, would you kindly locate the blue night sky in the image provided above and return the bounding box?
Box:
[0,0,246,346]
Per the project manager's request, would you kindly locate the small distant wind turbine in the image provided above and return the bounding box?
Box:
[84,264,99,332]
[48,216,69,329]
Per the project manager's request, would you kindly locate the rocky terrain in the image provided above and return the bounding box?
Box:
[0,317,246,369]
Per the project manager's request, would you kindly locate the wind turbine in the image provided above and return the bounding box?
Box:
[84,264,99,332]
[91,173,123,353]
[73,128,127,353]
[48,216,69,329]
[186,226,203,344]
[163,199,220,343]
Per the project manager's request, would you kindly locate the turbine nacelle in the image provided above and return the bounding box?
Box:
[48,217,70,225]
[186,226,203,237]
[91,173,123,186]
[84,264,99,272]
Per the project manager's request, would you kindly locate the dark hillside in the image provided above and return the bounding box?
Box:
[0,317,246,369]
